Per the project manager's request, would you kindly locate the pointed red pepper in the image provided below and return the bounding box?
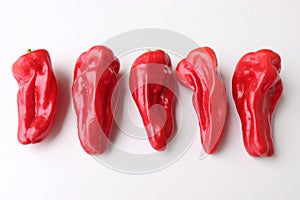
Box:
[12,49,58,144]
[232,49,283,157]
[176,47,227,154]
[72,46,120,155]
[129,50,176,150]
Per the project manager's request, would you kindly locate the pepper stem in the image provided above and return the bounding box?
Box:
[27,49,32,53]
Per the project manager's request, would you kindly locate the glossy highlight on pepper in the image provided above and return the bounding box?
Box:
[72,45,120,155]
[232,49,283,157]
[176,47,227,154]
[12,49,58,144]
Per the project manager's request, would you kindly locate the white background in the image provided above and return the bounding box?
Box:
[1,0,300,199]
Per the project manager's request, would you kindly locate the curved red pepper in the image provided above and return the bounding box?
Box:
[232,49,283,157]
[12,49,58,144]
[72,46,120,155]
[176,47,227,154]
[129,50,176,150]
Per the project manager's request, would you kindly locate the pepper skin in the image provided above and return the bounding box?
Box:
[129,50,176,150]
[176,47,227,154]
[12,49,58,144]
[232,49,283,157]
[72,46,120,155]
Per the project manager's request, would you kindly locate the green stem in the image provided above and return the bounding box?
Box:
[27,49,32,53]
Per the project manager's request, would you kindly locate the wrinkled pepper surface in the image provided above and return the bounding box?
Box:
[72,46,120,155]
[12,49,58,144]
[129,50,176,150]
[232,49,283,157]
[176,47,227,154]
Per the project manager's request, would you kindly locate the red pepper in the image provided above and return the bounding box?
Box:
[72,46,120,155]
[176,47,227,154]
[12,49,58,144]
[232,49,283,157]
[129,50,176,150]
